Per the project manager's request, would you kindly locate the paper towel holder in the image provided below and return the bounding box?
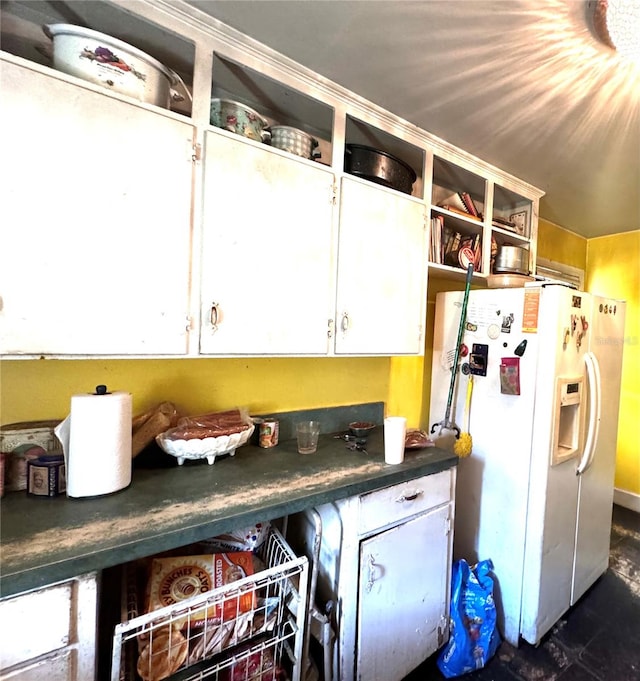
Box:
[95,384,110,395]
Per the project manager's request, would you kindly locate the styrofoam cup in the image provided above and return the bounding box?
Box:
[384,416,407,464]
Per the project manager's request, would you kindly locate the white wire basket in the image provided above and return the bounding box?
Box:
[112,527,309,681]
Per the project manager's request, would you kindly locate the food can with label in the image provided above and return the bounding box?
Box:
[258,418,279,448]
[27,454,66,497]
[0,420,62,492]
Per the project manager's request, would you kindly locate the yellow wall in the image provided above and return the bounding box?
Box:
[586,231,640,496]
[0,357,390,424]
[537,219,587,270]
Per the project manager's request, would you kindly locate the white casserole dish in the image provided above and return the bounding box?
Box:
[270,125,320,159]
[43,24,180,108]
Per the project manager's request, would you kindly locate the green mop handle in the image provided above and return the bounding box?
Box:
[444,263,474,421]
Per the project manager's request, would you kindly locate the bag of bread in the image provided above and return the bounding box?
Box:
[136,625,188,681]
[405,429,435,449]
[160,408,253,441]
[132,402,179,458]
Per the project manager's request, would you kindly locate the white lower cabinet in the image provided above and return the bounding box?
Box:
[334,177,428,355]
[199,130,336,355]
[0,573,98,681]
[0,57,195,356]
[357,506,451,680]
[291,468,455,681]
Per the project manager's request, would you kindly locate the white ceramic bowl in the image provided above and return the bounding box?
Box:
[156,424,255,466]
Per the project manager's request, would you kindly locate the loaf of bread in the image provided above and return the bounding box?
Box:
[132,402,178,457]
[136,626,188,681]
[162,408,252,441]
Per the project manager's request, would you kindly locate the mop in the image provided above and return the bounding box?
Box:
[431,263,474,442]
[454,374,473,457]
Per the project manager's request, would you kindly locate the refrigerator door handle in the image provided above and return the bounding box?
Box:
[577,351,601,475]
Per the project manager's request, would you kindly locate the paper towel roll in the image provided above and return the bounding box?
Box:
[56,387,132,498]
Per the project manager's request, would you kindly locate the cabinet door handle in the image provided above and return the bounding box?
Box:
[365,553,382,593]
[341,312,350,333]
[210,302,220,331]
[396,489,422,503]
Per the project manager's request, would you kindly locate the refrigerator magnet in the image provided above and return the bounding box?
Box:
[500,357,521,395]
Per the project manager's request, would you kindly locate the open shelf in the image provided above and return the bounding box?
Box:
[432,156,486,217]
[493,184,532,239]
[344,115,425,199]
[429,155,536,277]
[0,0,196,117]
[211,52,334,164]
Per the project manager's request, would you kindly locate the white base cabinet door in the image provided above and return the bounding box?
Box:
[0,58,194,356]
[199,131,336,355]
[357,506,451,681]
[334,177,428,355]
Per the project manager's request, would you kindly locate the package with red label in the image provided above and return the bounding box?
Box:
[145,552,256,630]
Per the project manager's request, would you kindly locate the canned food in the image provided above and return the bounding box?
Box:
[0,420,62,492]
[258,418,279,448]
[27,454,66,497]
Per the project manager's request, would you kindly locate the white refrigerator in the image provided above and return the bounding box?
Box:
[429,283,625,646]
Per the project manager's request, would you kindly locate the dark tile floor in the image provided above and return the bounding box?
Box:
[404,504,640,681]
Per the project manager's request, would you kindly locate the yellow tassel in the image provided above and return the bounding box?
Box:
[454,431,473,458]
[455,376,473,457]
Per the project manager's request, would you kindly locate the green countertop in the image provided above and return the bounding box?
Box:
[0,403,457,598]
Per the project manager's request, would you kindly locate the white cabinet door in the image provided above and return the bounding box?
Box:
[0,59,194,356]
[199,131,335,355]
[335,177,428,355]
[357,505,450,681]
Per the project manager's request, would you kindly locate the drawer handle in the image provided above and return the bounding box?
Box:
[396,489,422,503]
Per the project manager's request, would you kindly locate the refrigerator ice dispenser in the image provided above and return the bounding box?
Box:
[551,376,584,466]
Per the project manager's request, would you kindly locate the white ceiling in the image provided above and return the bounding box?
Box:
[186,0,640,239]
[2,0,638,239]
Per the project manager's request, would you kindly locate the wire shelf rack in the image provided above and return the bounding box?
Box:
[112,526,309,681]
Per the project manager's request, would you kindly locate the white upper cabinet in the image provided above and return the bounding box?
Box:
[0,0,543,357]
[199,130,335,355]
[0,58,195,356]
[334,177,427,355]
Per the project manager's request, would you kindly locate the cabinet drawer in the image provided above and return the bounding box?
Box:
[1,650,73,681]
[0,572,97,674]
[357,469,452,535]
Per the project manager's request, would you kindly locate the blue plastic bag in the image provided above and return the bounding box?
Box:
[436,558,501,677]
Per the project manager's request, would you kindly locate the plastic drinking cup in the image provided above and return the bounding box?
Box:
[384,416,407,464]
[296,421,320,454]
